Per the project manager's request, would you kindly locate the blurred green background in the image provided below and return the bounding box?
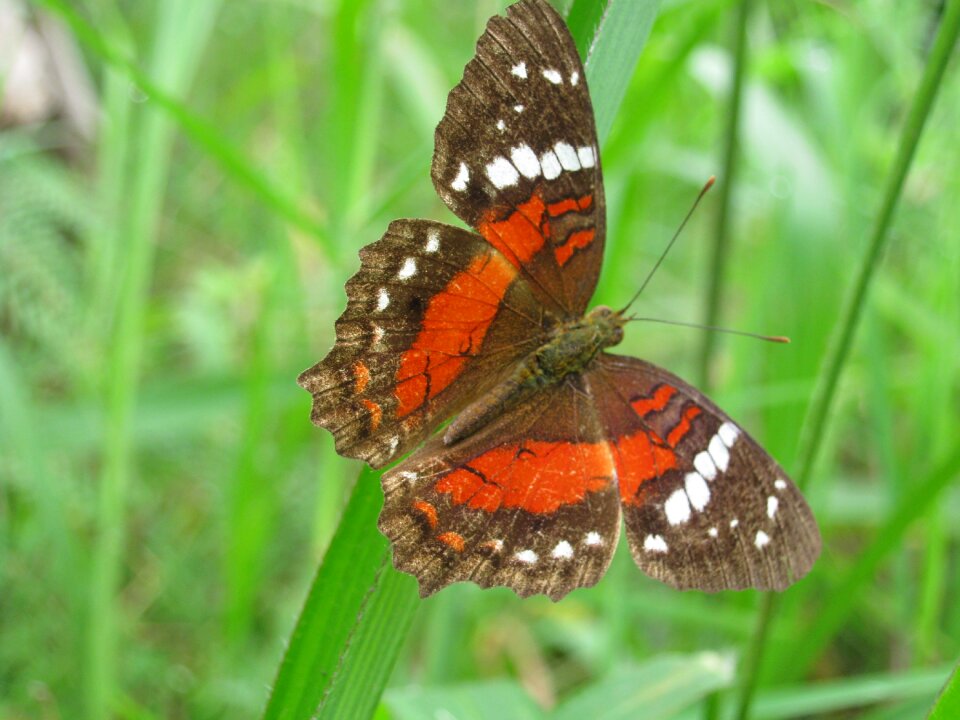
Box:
[1,0,958,718]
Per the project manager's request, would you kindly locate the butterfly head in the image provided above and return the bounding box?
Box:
[584,305,626,350]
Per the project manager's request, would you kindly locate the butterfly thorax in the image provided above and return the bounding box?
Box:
[443,306,624,446]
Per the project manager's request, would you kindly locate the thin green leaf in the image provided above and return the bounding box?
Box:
[928,660,960,720]
[551,652,734,720]
[385,680,543,720]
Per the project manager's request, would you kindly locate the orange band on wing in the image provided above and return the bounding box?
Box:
[435,440,613,515]
[615,431,678,506]
[554,229,595,266]
[666,405,702,447]
[547,193,593,217]
[395,252,517,417]
[631,384,676,417]
[478,192,547,269]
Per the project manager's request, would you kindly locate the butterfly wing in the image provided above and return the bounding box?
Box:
[379,377,621,600]
[298,220,545,468]
[591,354,821,591]
[432,0,604,318]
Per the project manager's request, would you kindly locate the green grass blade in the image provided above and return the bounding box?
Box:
[928,660,960,720]
[84,2,222,717]
[734,3,960,717]
[550,652,734,720]
[35,0,329,251]
[385,681,544,720]
[696,0,751,391]
[260,467,418,720]
[577,0,663,145]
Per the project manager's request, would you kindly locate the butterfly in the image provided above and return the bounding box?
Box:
[298,0,820,600]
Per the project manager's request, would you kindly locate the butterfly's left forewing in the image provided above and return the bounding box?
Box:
[591,354,821,591]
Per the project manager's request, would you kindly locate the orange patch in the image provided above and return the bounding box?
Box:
[437,531,465,552]
[412,500,438,529]
[547,193,593,217]
[478,192,547,269]
[666,405,702,448]
[362,398,382,431]
[631,384,676,417]
[554,229,595,266]
[435,440,613,515]
[394,252,517,417]
[615,432,678,506]
[353,360,370,394]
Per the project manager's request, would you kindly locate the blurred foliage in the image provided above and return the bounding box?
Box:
[1,0,958,718]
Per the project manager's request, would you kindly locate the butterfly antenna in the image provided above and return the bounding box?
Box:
[618,176,716,315]
[625,316,790,344]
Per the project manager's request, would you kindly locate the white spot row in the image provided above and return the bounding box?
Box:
[482,141,597,190]
[509,62,578,87]
[662,422,741,528]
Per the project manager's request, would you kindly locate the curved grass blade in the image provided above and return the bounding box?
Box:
[928,660,960,720]
[734,3,960,718]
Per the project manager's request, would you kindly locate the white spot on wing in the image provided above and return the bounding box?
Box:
[554,141,581,171]
[510,144,541,179]
[577,145,596,168]
[388,436,399,454]
[542,68,562,84]
[694,451,718,481]
[496,118,506,132]
[774,478,787,490]
[755,530,770,549]
[644,534,668,553]
[425,230,440,253]
[397,257,417,280]
[570,71,580,86]
[515,549,538,564]
[371,324,385,347]
[718,422,741,448]
[451,162,469,192]
[767,496,779,519]
[664,488,691,525]
[730,518,739,529]
[514,103,525,113]
[708,434,730,472]
[540,150,562,180]
[551,540,573,559]
[511,62,527,79]
[376,289,390,312]
[708,527,719,538]
[584,531,603,546]
[684,472,710,511]
[398,470,417,484]
[486,156,520,188]
[487,539,504,552]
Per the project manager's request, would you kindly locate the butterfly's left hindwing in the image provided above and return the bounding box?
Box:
[380,379,621,600]
[592,355,821,591]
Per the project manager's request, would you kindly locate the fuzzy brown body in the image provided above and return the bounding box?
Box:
[444,306,625,445]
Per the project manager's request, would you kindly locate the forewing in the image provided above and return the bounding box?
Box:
[379,377,620,600]
[298,219,545,468]
[593,354,821,591]
[432,0,604,317]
